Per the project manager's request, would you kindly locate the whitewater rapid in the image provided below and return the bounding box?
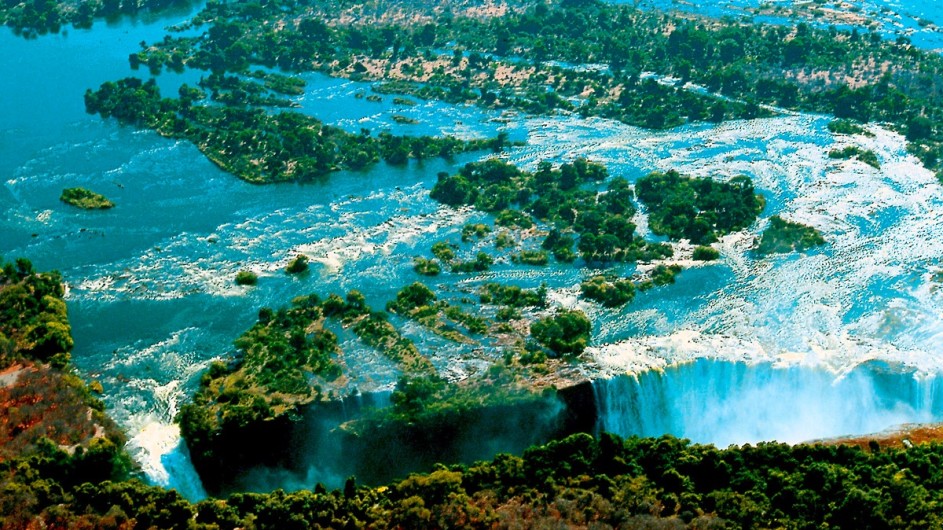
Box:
[497,114,943,444]
[502,114,943,377]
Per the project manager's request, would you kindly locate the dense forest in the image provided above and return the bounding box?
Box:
[7,419,943,528]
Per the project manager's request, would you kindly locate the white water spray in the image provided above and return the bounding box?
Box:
[594,360,943,447]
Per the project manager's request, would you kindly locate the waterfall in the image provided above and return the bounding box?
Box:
[126,420,207,502]
[593,360,943,447]
[161,439,208,502]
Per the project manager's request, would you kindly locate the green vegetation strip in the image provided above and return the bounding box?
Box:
[84,78,500,183]
[5,429,943,528]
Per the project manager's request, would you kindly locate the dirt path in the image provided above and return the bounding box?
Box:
[0,364,26,388]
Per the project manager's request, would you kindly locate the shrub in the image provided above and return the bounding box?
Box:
[580,276,635,307]
[756,216,826,255]
[692,246,720,261]
[285,255,309,274]
[235,270,258,285]
[530,309,591,356]
[413,258,441,276]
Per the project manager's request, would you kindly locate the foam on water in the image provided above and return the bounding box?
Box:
[511,113,943,443]
[66,183,475,302]
[82,326,214,500]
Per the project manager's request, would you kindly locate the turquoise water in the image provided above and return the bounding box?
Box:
[4,2,943,500]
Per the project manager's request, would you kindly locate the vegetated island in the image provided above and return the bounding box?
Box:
[0,0,194,37]
[84,78,507,184]
[828,145,882,169]
[124,0,943,180]
[233,270,257,286]
[59,187,115,209]
[420,158,761,307]
[756,215,827,256]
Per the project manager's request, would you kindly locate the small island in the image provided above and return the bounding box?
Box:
[284,254,309,274]
[234,270,258,285]
[828,145,881,169]
[756,216,827,256]
[59,187,114,210]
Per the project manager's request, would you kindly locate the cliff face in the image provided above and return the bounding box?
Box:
[174,286,604,495]
[186,376,599,496]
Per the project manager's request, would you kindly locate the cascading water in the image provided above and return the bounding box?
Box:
[125,422,207,501]
[593,360,943,447]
